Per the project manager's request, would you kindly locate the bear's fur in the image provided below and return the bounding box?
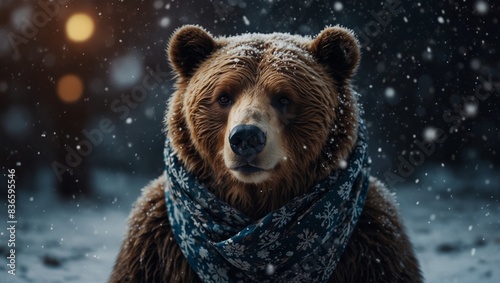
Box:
[110,25,422,282]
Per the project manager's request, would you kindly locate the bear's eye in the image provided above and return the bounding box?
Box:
[218,94,232,106]
[279,96,290,106]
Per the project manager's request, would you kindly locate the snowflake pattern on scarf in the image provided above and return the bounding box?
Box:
[164,121,370,282]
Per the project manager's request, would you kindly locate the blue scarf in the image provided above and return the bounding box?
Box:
[164,121,370,282]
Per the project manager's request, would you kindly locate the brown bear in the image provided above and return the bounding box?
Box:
[110,25,422,282]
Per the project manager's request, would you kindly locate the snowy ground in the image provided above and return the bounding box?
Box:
[397,165,500,283]
[1,165,499,283]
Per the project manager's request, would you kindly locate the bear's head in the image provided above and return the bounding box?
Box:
[166,25,360,217]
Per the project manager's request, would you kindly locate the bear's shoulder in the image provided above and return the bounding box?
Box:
[109,174,200,282]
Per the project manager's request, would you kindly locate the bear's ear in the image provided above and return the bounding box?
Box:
[168,25,217,79]
[309,26,361,81]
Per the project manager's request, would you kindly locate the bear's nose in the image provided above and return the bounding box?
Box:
[229,125,266,160]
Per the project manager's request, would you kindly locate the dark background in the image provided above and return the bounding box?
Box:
[1,0,499,198]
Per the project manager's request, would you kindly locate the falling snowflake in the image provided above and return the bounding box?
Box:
[423,127,438,142]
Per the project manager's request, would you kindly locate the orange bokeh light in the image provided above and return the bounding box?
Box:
[66,13,95,42]
[57,74,83,103]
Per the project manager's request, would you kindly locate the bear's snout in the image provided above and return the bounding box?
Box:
[229,124,266,161]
